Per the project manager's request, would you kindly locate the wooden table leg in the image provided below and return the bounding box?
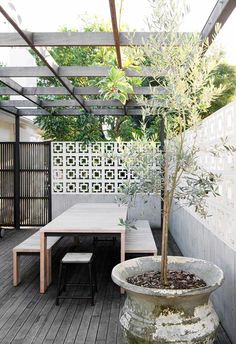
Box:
[120,232,125,263]
[13,250,20,286]
[40,231,47,293]
[120,231,125,294]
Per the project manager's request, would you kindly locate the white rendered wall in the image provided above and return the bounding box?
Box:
[178,101,236,250]
[170,101,236,343]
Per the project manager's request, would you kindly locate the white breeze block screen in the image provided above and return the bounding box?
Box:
[184,101,236,250]
[52,141,137,194]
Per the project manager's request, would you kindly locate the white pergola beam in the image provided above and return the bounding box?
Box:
[0,99,145,107]
[0,32,188,47]
[0,106,18,115]
[0,4,90,113]
[17,108,143,116]
[0,77,50,113]
[0,86,157,96]
[0,66,155,77]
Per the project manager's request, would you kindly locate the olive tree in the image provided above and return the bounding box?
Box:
[117,0,231,286]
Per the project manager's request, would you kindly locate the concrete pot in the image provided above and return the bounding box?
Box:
[112,256,224,344]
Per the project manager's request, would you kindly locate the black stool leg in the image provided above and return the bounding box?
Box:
[56,262,63,306]
[93,237,98,252]
[112,236,116,248]
[63,264,68,292]
[88,263,94,306]
[93,261,98,293]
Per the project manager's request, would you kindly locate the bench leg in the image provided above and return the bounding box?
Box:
[120,232,125,294]
[46,250,52,287]
[13,251,20,286]
[40,232,47,293]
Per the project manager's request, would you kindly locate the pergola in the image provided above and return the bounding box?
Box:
[0,0,235,119]
[0,0,235,231]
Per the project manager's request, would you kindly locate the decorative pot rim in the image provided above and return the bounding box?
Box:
[111,256,224,297]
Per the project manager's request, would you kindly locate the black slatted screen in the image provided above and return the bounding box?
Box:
[19,143,51,226]
[0,143,14,226]
[0,142,51,227]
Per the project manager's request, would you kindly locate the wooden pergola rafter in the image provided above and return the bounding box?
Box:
[0,5,91,115]
[0,0,235,118]
[109,0,123,69]
[200,0,236,44]
[0,77,46,109]
[109,0,126,114]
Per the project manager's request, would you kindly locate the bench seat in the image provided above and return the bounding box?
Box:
[13,231,61,287]
[125,220,157,255]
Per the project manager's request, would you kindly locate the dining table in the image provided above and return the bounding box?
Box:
[39,202,128,293]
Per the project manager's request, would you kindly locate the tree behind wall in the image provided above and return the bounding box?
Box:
[32,19,143,142]
[31,20,236,142]
[205,63,236,116]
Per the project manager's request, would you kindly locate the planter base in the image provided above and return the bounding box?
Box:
[123,331,216,344]
[112,256,224,344]
[120,299,218,343]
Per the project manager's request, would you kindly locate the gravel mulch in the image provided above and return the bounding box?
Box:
[127,270,207,289]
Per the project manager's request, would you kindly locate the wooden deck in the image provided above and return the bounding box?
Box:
[0,228,232,344]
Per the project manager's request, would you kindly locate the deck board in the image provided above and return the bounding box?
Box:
[0,228,231,344]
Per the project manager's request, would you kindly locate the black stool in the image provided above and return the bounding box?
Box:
[56,252,97,306]
[93,236,116,248]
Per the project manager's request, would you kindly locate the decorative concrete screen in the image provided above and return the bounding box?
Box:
[52,141,136,195]
[184,102,236,250]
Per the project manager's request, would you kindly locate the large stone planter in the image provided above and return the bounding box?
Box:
[112,256,224,343]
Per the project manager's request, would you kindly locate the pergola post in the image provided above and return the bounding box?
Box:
[48,142,52,223]
[14,114,20,230]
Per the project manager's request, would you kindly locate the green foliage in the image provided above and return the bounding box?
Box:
[31,18,144,141]
[138,32,224,136]
[34,116,75,141]
[105,116,140,141]
[98,67,134,105]
[119,218,137,230]
[117,134,224,218]
[205,63,236,116]
[119,0,226,209]
[116,134,163,203]
[34,112,104,142]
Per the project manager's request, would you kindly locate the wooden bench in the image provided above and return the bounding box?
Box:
[125,220,158,256]
[13,231,61,287]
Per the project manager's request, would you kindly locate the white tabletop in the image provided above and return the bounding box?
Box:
[40,203,128,233]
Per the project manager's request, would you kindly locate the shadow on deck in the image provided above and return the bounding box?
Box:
[0,228,232,344]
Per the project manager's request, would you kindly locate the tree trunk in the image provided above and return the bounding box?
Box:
[160,156,170,286]
[160,194,170,285]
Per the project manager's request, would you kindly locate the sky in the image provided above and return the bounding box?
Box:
[0,0,236,64]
